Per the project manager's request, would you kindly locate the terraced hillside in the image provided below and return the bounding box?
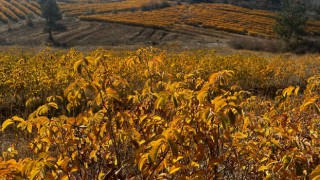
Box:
[0,0,41,23]
[1,1,319,48]
[79,3,320,37]
[0,1,228,48]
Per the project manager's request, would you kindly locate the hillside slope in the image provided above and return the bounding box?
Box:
[79,3,320,37]
[0,17,229,49]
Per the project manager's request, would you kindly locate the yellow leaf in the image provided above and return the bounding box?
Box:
[197,90,207,104]
[93,81,102,90]
[282,86,295,97]
[61,175,68,180]
[98,172,106,180]
[35,116,49,125]
[233,132,247,139]
[190,161,200,168]
[212,96,227,112]
[209,70,234,86]
[12,116,25,122]
[149,139,163,163]
[89,150,97,160]
[153,55,164,64]
[173,156,184,163]
[37,104,49,116]
[48,102,58,109]
[310,165,320,180]
[138,154,148,171]
[66,104,72,113]
[271,139,282,149]
[106,88,120,101]
[242,117,249,130]
[258,165,268,171]
[71,152,77,160]
[260,157,269,163]
[9,163,22,171]
[58,158,70,171]
[99,125,106,137]
[95,93,102,106]
[38,152,48,159]
[74,60,83,73]
[71,166,78,173]
[138,140,146,146]
[169,166,181,174]
[41,137,51,143]
[2,119,14,131]
[294,86,300,96]
[7,159,17,164]
[85,56,95,64]
[30,169,40,180]
[17,121,27,130]
[27,123,33,133]
[301,97,318,110]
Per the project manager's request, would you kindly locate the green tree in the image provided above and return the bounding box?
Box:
[274,0,307,42]
[40,0,62,43]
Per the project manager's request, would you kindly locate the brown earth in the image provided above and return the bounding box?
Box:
[0,16,238,51]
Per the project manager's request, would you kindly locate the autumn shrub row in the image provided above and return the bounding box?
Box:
[79,7,181,29]
[20,0,41,16]
[60,0,166,16]
[10,0,33,16]
[0,0,26,19]
[0,2,19,22]
[0,0,41,23]
[0,11,9,23]
[0,48,319,179]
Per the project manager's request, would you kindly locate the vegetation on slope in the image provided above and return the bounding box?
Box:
[0,0,41,23]
[60,0,171,16]
[0,48,319,179]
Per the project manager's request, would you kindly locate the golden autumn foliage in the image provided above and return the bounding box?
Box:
[60,0,166,17]
[0,48,319,179]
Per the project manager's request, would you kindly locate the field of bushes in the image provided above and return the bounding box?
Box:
[0,48,319,179]
[60,0,171,16]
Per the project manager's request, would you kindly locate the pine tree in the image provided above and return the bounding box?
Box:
[274,0,307,42]
[40,0,62,42]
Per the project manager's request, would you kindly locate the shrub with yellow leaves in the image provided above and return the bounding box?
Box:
[0,48,319,179]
